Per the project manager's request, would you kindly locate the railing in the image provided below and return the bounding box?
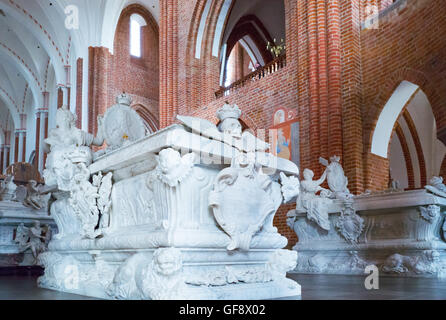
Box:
[215,54,287,99]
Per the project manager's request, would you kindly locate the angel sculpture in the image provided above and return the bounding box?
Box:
[23,180,51,210]
[15,221,51,264]
[320,156,353,200]
[280,168,333,231]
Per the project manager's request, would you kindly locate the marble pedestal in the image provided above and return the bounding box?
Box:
[288,190,446,277]
[38,125,301,300]
[0,201,54,267]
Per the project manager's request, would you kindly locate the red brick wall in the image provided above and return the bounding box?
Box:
[361,0,446,191]
[76,58,83,128]
[88,4,159,134]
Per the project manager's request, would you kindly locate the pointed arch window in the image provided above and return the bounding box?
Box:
[130,14,147,58]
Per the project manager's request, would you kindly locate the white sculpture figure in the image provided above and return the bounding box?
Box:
[217,103,243,138]
[43,103,115,240]
[23,180,51,210]
[139,248,186,300]
[44,105,104,152]
[177,104,269,153]
[425,176,446,198]
[298,169,332,231]
[101,93,147,154]
[279,172,300,203]
[15,221,51,264]
[107,248,186,300]
[43,104,104,189]
[320,156,352,200]
[0,175,17,201]
[94,172,113,230]
[267,250,299,289]
[209,153,282,251]
[69,163,100,239]
[281,168,333,231]
[156,148,196,187]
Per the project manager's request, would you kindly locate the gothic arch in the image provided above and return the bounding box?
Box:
[132,104,159,133]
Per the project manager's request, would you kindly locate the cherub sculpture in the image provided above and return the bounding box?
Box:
[15,221,51,264]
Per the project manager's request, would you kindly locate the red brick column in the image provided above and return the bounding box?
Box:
[317,0,329,161]
[43,113,48,169]
[327,0,343,159]
[14,132,19,163]
[4,146,10,170]
[340,0,364,194]
[35,112,41,168]
[308,0,321,176]
[76,58,83,128]
[88,47,112,135]
[57,87,64,109]
[159,0,179,128]
[0,146,4,174]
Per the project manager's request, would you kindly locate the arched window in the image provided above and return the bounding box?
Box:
[130,14,147,58]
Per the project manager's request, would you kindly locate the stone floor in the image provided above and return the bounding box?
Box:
[0,274,446,300]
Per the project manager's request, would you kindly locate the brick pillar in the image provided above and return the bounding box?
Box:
[317,0,329,161]
[88,47,111,135]
[159,0,179,128]
[43,112,49,169]
[340,0,364,194]
[0,146,4,174]
[57,87,64,109]
[308,0,321,176]
[76,58,83,128]
[297,0,311,173]
[14,132,19,163]
[327,0,344,160]
[3,145,10,171]
[35,112,41,168]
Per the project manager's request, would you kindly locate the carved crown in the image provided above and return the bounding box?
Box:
[216,103,242,121]
[116,93,132,106]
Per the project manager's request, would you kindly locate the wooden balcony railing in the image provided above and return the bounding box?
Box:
[215,54,287,99]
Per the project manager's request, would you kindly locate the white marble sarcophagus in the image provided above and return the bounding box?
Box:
[286,168,446,278]
[37,96,301,300]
